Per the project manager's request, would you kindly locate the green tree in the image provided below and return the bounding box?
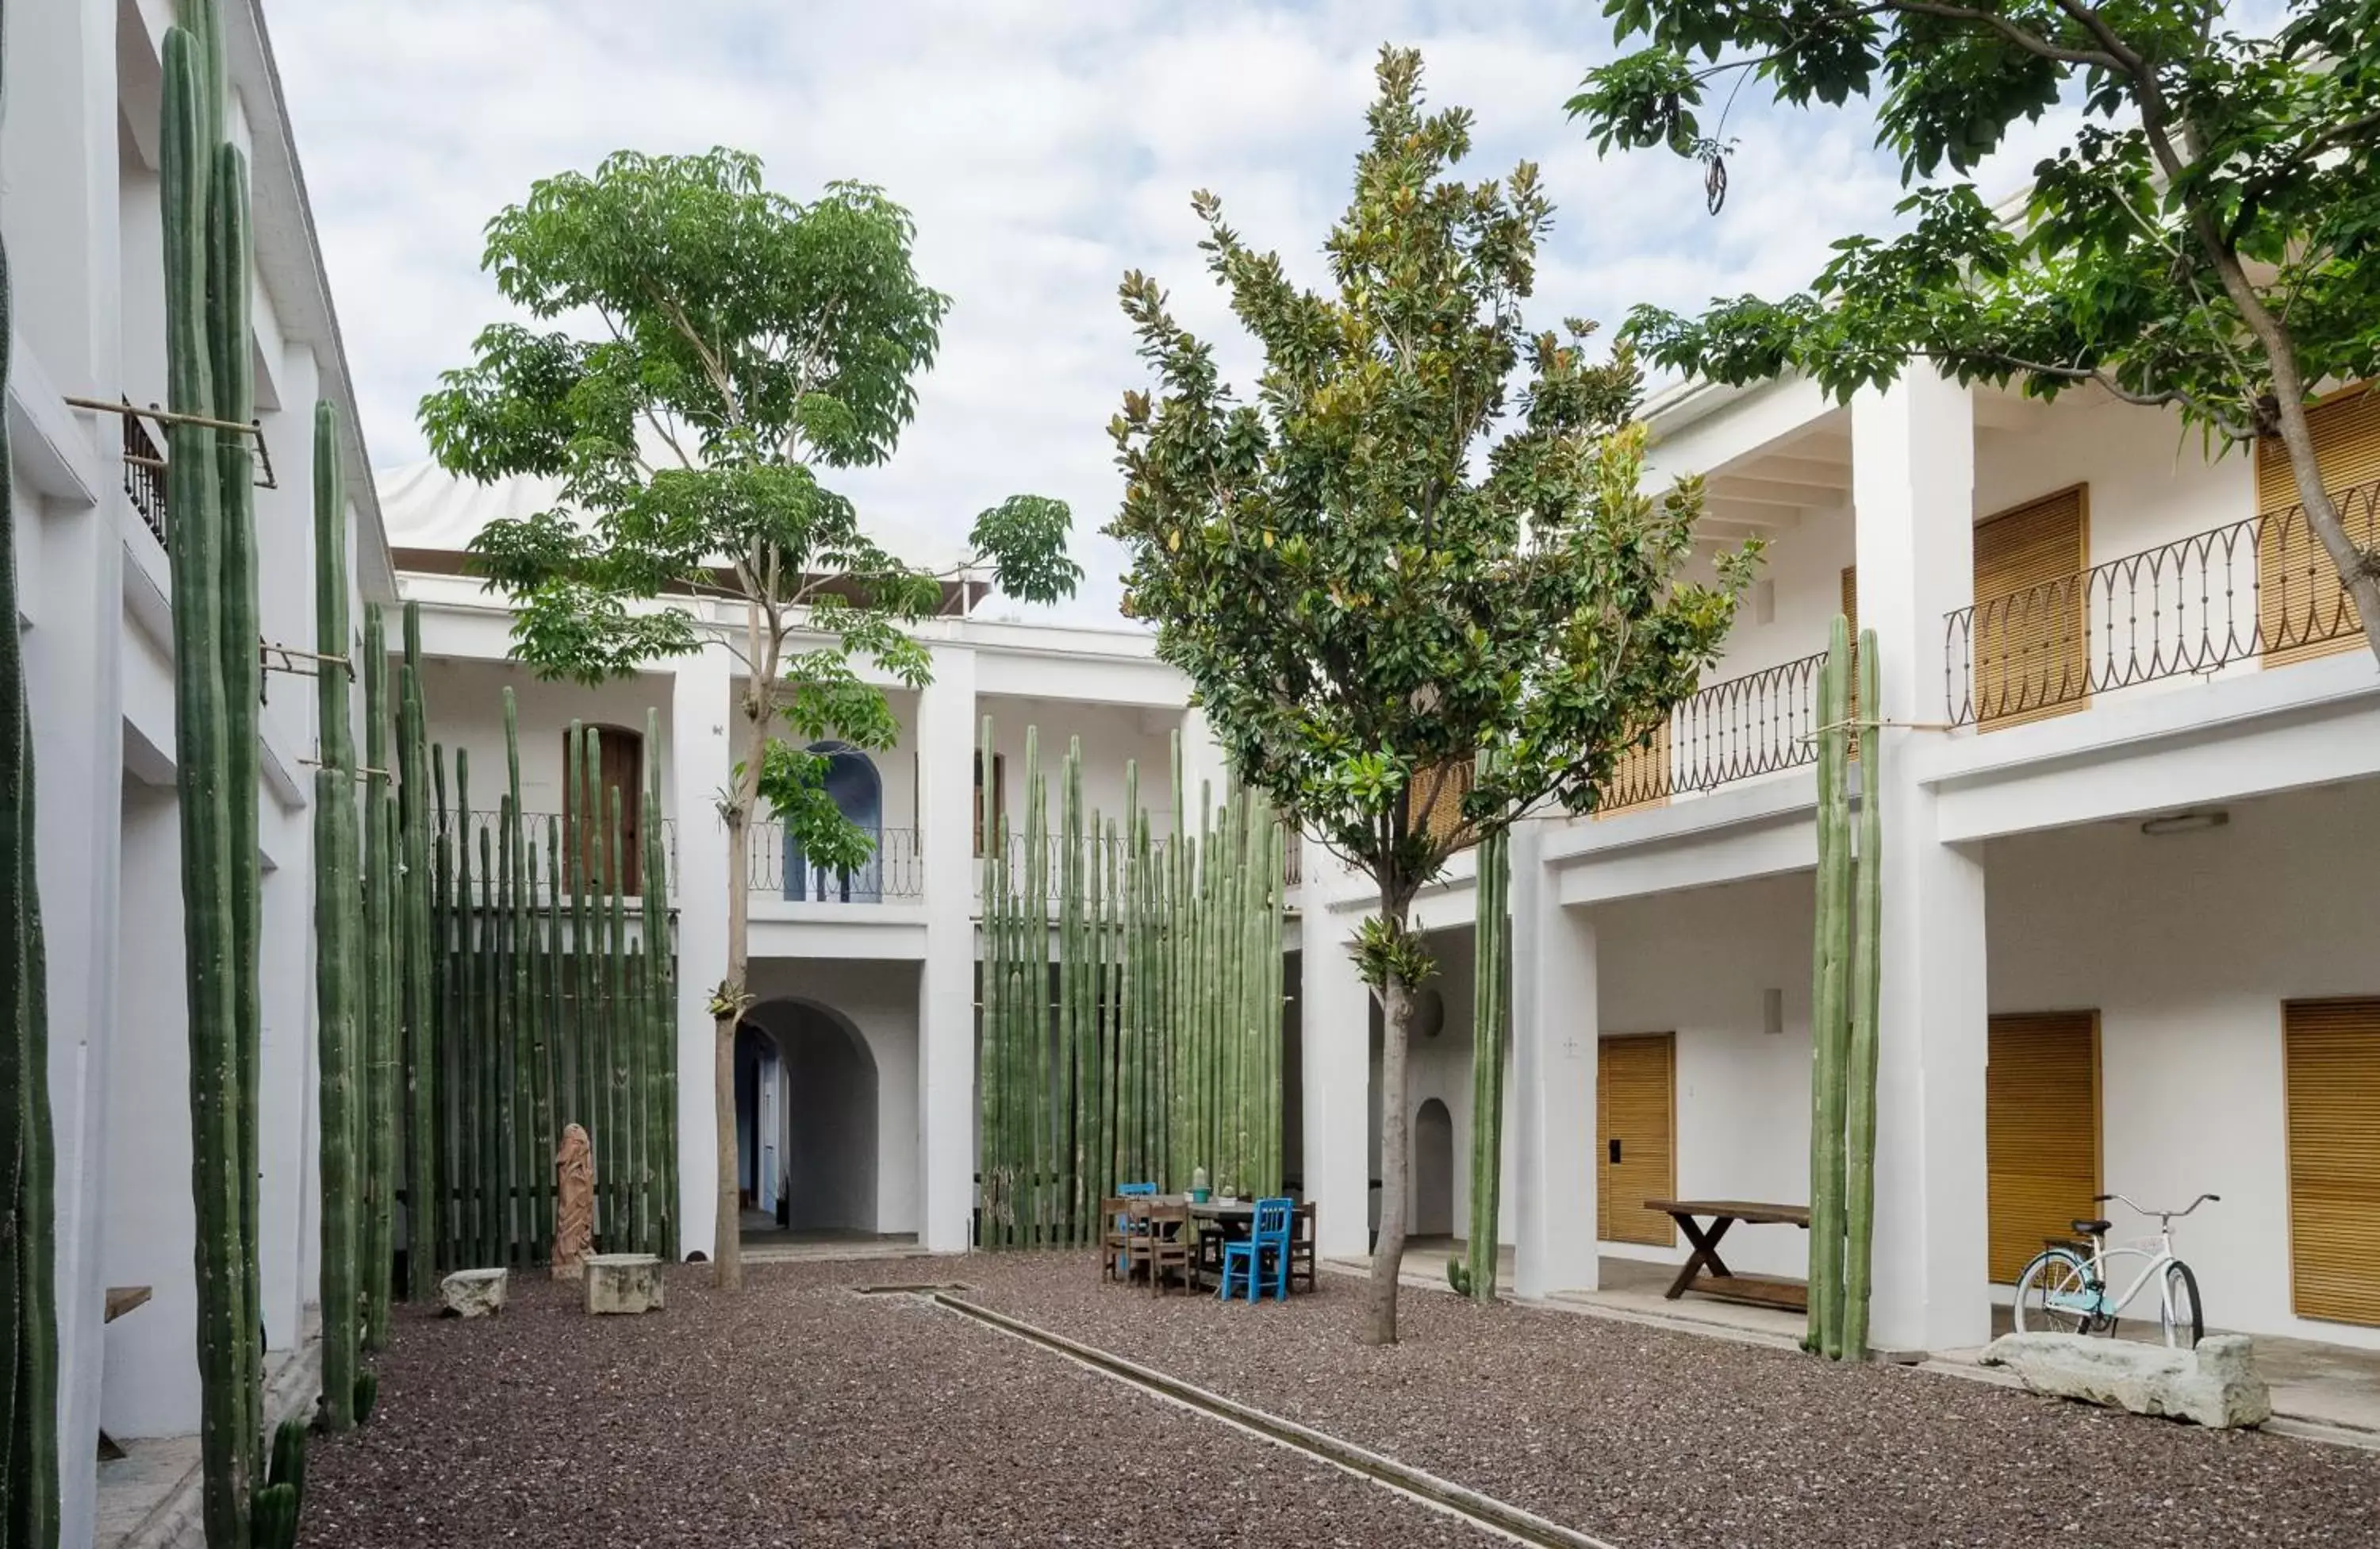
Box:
[1107,48,1752,1344]
[424,148,1077,1290]
[1572,0,2380,663]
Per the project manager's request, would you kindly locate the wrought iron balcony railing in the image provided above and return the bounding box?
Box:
[123,403,168,546]
[750,821,923,902]
[447,809,678,900]
[1944,481,2378,728]
[1597,648,1829,812]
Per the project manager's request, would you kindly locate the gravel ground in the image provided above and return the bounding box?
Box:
[298,1261,1492,1548]
[956,1252,2380,1549]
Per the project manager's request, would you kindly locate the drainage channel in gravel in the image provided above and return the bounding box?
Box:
[923,1290,1619,1549]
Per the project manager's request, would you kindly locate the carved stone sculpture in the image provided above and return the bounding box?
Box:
[552,1123,594,1281]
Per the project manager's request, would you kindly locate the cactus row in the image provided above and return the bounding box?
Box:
[1806,617,1884,1358]
[313,400,362,1434]
[1463,794,1511,1303]
[977,721,1288,1247]
[163,5,267,1534]
[399,708,676,1276]
[0,8,64,1520]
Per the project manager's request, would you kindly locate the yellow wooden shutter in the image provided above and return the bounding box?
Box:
[2258,386,2380,667]
[1972,487,2090,729]
[1598,1034,1676,1247]
[2284,997,2380,1326]
[1985,1011,2101,1285]
[1596,718,1672,817]
[1408,758,1477,851]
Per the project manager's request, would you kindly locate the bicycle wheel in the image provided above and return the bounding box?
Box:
[2014,1247,2097,1336]
[2162,1260,2205,1350]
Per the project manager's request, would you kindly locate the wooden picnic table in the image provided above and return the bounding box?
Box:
[1643,1199,1811,1311]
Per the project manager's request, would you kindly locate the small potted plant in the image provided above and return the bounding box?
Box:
[1189,1166,1211,1205]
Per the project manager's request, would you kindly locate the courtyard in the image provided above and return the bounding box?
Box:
[297,1257,2380,1548]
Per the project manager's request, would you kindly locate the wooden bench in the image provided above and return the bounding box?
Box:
[1642,1200,1810,1311]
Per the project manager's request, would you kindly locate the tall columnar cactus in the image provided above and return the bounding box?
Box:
[398,605,436,1297]
[313,398,362,1433]
[163,7,267,1531]
[0,24,64,1520]
[1464,798,1511,1303]
[361,606,394,1347]
[1841,630,1884,1357]
[1806,616,1884,1359]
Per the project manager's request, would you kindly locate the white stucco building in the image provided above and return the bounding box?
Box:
[1296,366,2380,1358]
[7,0,389,1540]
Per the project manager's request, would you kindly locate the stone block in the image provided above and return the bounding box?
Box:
[1980,1332,2271,1428]
[584,1253,664,1315]
[440,1267,508,1320]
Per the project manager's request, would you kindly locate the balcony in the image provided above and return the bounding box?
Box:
[123,406,167,546]
[1596,649,1829,812]
[1944,481,2378,728]
[750,821,924,903]
[452,809,678,900]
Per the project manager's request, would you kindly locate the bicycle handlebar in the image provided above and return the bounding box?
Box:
[2092,1192,2220,1219]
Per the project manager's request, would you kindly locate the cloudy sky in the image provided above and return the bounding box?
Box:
[270,0,2067,625]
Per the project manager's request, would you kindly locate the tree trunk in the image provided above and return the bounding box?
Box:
[1364,964,1414,1346]
[711,683,767,1290]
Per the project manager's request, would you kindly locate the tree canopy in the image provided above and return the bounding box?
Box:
[422,147,1077,1283]
[1569,0,2380,658]
[1107,46,1751,1343]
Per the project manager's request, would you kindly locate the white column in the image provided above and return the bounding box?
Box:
[670,648,735,1260]
[1511,821,1600,1297]
[1177,706,1231,817]
[1299,848,1369,1259]
[1854,367,1992,1355]
[916,644,978,1252]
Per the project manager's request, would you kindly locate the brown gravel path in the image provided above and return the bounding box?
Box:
[298,1261,1495,1548]
[957,1252,2380,1549]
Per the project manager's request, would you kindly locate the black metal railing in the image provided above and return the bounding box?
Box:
[123,404,167,545]
[1944,481,2378,727]
[1599,648,1828,810]
[452,809,678,899]
[750,821,923,902]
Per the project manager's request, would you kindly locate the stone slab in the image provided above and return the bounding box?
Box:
[584,1252,664,1316]
[1981,1331,2271,1428]
[440,1267,509,1320]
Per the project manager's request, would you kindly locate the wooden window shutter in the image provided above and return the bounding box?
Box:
[1595,719,1672,817]
[1985,1011,2101,1285]
[1971,486,2090,728]
[1407,758,1478,850]
[562,725,643,894]
[2257,386,2380,667]
[2284,997,2380,1326]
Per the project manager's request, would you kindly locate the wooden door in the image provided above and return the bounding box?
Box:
[562,725,643,895]
[2257,386,2380,666]
[1986,1011,2101,1284]
[2284,997,2380,1326]
[1598,1033,1676,1247]
[1973,487,2090,728]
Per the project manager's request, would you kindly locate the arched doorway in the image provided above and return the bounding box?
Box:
[784,742,883,902]
[736,999,880,1237]
[1413,1097,1454,1240]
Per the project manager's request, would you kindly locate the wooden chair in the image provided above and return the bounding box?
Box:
[1106,1182,1158,1285]
[1218,1198,1294,1302]
[1289,1201,1318,1293]
[1143,1201,1192,1297]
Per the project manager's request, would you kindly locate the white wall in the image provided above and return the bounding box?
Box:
[981,696,1184,839]
[1986,775,2380,1348]
[1592,872,1818,1278]
[417,658,677,823]
[745,956,922,1236]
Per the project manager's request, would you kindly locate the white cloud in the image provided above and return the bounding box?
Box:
[270,0,2033,624]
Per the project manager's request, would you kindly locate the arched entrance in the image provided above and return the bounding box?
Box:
[735,998,880,1238]
[1413,1097,1454,1240]
[785,742,883,902]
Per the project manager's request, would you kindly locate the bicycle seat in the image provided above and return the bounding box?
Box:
[2071,1217,2112,1236]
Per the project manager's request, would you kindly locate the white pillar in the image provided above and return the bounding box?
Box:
[670,648,735,1260]
[1178,706,1231,818]
[1854,367,1992,1354]
[1511,821,1599,1297]
[916,644,978,1252]
[1299,850,1369,1259]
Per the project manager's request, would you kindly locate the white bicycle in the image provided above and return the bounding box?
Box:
[2011,1193,2218,1349]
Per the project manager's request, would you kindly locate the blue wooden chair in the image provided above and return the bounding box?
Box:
[1217,1197,1294,1303]
[1107,1182,1157,1281]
